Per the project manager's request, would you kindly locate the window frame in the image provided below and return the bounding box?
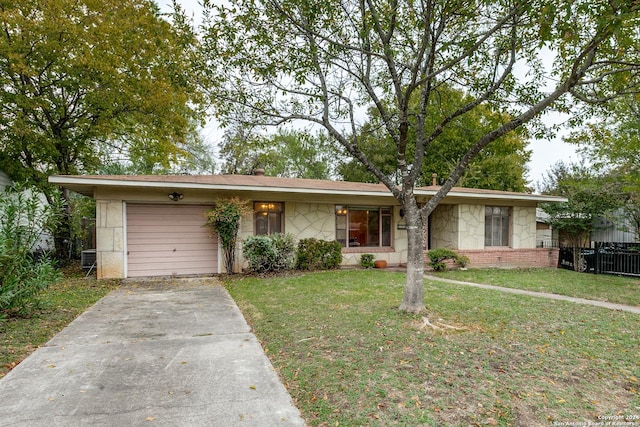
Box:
[335,205,393,249]
[484,206,511,247]
[254,202,284,235]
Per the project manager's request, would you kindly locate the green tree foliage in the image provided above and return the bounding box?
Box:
[565,95,640,241]
[205,198,252,274]
[566,98,640,184]
[98,123,216,175]
[220,126,335,179]
[0,184,61,319]
[338,87,531,191]
[202,0,640,312]
[539,162,623,269]
[0,0,204,258]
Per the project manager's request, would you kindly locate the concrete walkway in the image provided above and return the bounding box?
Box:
[425,274,640,314]
[0,279,305,426]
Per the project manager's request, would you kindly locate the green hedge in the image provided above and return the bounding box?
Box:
[295,238,342,270]
[243,233,296,273]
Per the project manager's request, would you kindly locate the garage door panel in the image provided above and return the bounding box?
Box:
[127,242,217,252]
[126,265,217,277]
[127,232,215,242]
[128,249,218,261]
[126,204,218,278]
[129,219,206,229]
[128,258,218,269]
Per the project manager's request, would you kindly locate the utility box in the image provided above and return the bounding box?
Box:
[81,249,96,270]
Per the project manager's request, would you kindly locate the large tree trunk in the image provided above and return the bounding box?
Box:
[399,201,425,313]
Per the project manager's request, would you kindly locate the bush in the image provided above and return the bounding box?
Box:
[295,238,342,270]
[360,253,375,269]
[0,184,62,318]
[427,248,469,272]
[243,233,296,274]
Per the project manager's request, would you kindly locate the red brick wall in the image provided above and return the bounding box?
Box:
[427,248,560,269]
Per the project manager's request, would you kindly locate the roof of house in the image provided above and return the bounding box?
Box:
[48,174,567,203]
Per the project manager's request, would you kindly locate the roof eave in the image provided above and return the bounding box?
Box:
[48,176,568,203]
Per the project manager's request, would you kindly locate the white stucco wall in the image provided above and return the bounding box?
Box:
[1,171,54,252]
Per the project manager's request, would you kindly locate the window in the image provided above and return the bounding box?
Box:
[254,202,283,235]
[485,206,510,246]
[336,206,392,248]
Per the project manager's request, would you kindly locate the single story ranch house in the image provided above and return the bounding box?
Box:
[49,173,566,279]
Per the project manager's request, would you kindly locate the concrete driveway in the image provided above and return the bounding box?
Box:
[0,279,305,426]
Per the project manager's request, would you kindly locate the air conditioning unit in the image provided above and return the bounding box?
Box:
[81,249,96,270]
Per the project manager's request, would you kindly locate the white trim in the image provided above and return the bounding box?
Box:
[123,201,128,278]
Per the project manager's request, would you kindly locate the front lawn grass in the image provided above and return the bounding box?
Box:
[0,264,120,378]
[225,270,640,426]
[432,268,640,307]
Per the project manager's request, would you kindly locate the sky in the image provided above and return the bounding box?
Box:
[158,0,582,188]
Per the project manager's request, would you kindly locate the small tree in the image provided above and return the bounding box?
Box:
[540,163,623,271]
[205,198,251,274]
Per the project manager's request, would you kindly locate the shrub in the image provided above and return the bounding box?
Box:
[360,253,375,269]
[295,238,342,270]
[243,233,296,274]
[0,184,62,319]
[427,248,468,272]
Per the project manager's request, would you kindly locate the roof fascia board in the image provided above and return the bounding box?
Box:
[48,176,567,203]
[48,176,392,197]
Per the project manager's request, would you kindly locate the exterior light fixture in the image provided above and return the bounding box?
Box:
[168,192,183,202]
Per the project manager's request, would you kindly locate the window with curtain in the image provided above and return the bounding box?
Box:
[484,206,510,246]
[254,202,283,235]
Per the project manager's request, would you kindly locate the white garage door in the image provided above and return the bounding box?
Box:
[126,204,218,277]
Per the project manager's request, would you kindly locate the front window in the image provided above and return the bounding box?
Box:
[254,202,283,235]
[485,206,510,246]
[336,206,392,248]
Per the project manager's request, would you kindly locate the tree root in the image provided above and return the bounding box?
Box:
[420,316,467,331]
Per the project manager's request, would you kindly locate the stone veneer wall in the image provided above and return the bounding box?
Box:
[95,200,124,279]
[511,206,537,249]
[457,204,485,250]
[430,204,458,249]
[286,202,335,240]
